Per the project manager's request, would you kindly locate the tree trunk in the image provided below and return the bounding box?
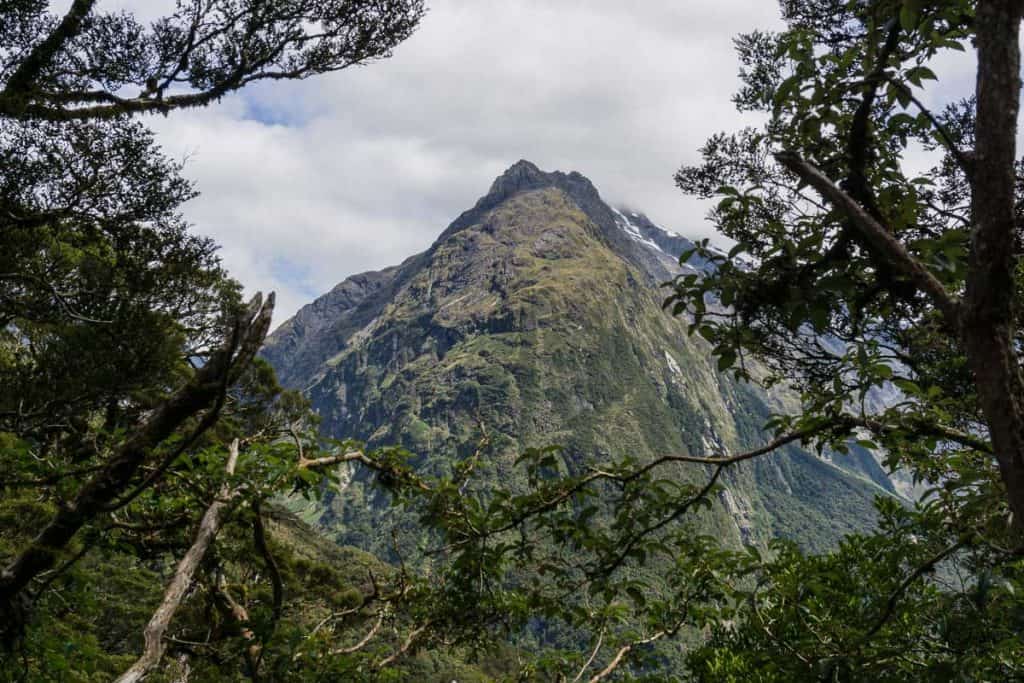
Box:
[963,0,1024,533]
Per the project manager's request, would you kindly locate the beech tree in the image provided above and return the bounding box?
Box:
[0,0,424,653]
[664,0,1024,677]
[672,0,1024,527]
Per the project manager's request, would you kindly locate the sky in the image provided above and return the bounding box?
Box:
[108,1,975,324]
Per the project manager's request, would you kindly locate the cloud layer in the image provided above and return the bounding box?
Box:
[128,0,785,322]
[131,1,973,323]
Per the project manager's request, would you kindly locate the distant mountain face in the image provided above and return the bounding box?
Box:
[262,160,895,555]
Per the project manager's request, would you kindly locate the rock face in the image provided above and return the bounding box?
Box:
[262,161,895,555]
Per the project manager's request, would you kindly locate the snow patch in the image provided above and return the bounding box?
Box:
[611,208,666,254]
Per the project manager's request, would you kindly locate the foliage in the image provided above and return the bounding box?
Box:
[0,0,426,120]
[279,0,1024,678]
[0,0,429,678]
[6,0,1024,679]
[658,0,1024,678]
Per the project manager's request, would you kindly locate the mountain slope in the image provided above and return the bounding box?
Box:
[262,160,894,556]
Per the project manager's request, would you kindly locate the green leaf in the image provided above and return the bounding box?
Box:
[774,74,802,104]
[900,0,923,30]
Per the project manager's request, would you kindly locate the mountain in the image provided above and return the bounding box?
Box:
[262,160,896,557]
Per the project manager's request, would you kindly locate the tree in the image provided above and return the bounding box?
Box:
[671,0,1022,532]
[0,0,425,648]
[662,0,1024,677]
[0,0,425,121]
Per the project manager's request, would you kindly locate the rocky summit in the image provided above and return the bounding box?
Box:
[262,160,896,555]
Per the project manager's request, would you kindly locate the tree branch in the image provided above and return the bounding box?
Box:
[572,627,605,682]
[860,538,968,643]
[375,620,431,670]
[854,416,992,454]
[250,500,283,671]
[888,77,973,176]
[211,571,261,681]
[1,0,98,98]
[620,425,823,478]
[115,440,241,683]
[435,425,828,556]
[298,448,432,492]
[847,17,901,218]
[589,465,726,580]
[0,293,274,623]
[588,624,680,683]
[775,151,961,326]
[331,612,385,656]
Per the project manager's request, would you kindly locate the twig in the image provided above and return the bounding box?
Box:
[330,612,385,656]
[572,628,605,682]
[860,538,968,643]
[375,620,431,669]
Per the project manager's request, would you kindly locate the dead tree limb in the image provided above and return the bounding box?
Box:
[115,440,241,683]
[375,620,431,670]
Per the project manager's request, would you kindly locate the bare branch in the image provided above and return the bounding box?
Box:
[572,628,605,683]
[588,623,681,683]
[115,440,241,683]
[331,612,385,656]
[376,620,431,670]
[299,448,432,492]
[0,293,274,626]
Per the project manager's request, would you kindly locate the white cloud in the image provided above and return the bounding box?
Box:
[120,1,974,324]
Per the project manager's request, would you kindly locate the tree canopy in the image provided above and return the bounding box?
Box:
[0,0,429,678]
[665,0,1024,677]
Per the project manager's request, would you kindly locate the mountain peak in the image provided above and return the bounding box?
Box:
[486,159,546,197]
[503,158,542,176]
[262,159,892,570]
[436,160,602,244]
[484,159,598,201]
